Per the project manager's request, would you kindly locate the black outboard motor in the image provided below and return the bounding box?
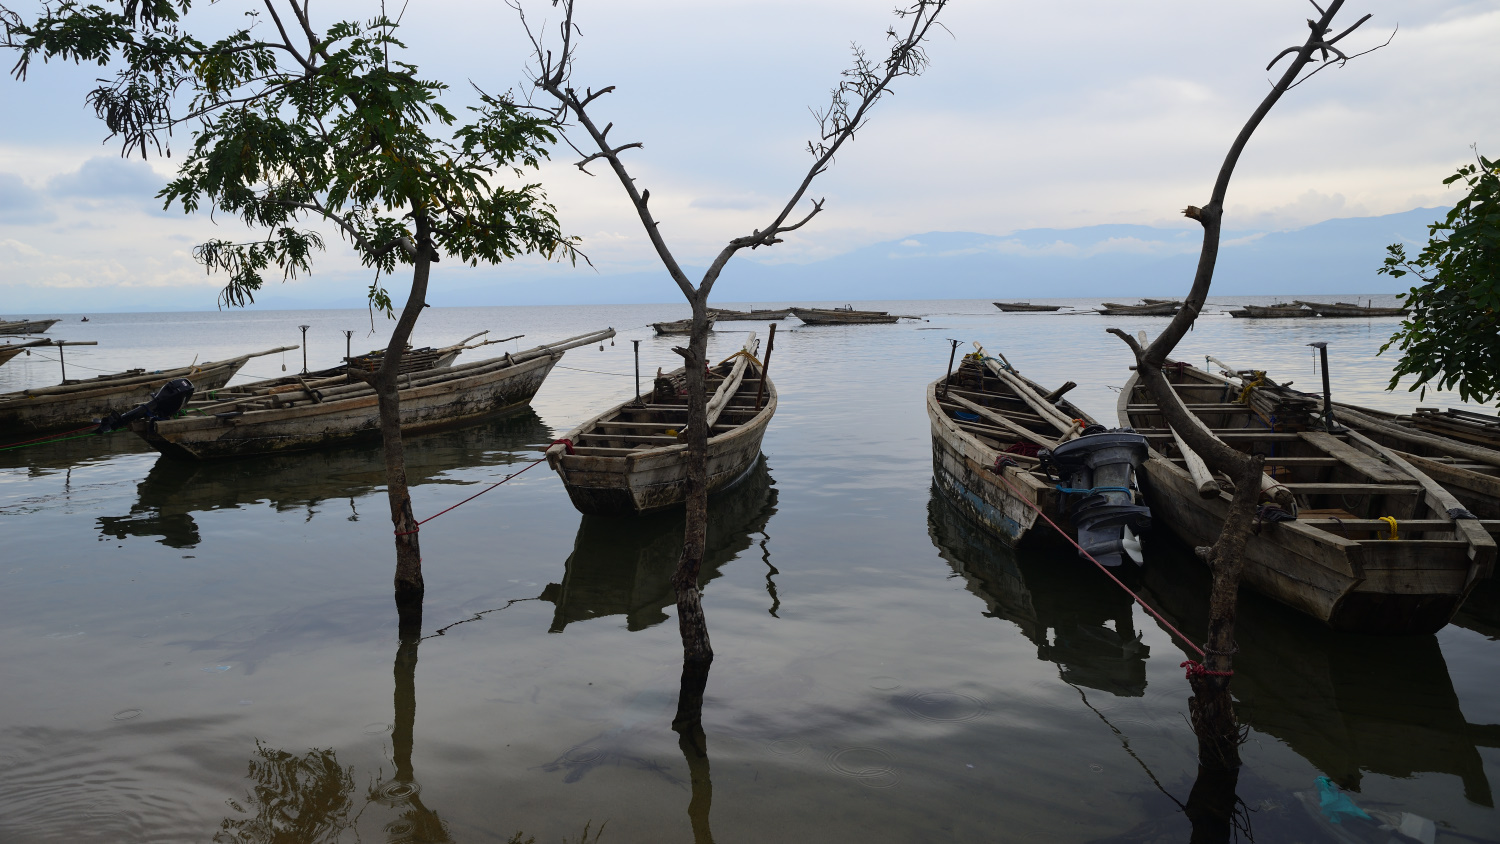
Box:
[96,378,196,433]
[1046,429,1152,567]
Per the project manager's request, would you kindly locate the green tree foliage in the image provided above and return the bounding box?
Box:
[1,0,579,309]
[1379,153,1500,404]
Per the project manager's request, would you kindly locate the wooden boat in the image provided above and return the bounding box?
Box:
[0,346,292,436]
[0,338,53,368]
[0,317,59,335]
[1097,300,1181,316]
[993,302,1063,313]
[546,332,774,515]
[652,317,714,335]
[130,330,614,459]
[707,307,792,321]
[791,306,917,325]
[1227,303,1313,318]
[1293,300,1410,318]
[1405,407,1500,450]
[928,342,1151,563]
[1119,362,1495,634]
[541,456,775,632]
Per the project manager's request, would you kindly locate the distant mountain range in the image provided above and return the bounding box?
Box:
[4,207,1444,312]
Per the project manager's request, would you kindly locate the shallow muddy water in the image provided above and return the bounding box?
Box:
[2,298,1497,842]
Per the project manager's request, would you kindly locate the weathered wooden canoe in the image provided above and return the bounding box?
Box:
[540,456,775,632]
[791,306,914,325]
[0,346,292,436]
[546,332,775,515]
[1097,301,1181,316]
[1228,303,1313,318]
[0,318,59,336]
[708,308,792,321]
[131,330,614,459]
[0,338,54,368]
[653,317,715,335]
[1327,403,1500,520]
[1120,362,1495,634]
[993,302,1063,313]
[929,343,1151,564]
[1293,300,1410,318]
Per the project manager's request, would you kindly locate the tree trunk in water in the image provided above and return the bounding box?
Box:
[378,242,435,602]
[673,656,714,844]
[673,293,713,666]
[1184,762,1242,844]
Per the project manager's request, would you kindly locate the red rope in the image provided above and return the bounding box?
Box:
[393,439,577,536]
[0,424,97,450]
[991,468,1230,679]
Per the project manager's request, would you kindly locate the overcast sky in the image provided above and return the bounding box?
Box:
[1,0,1496,309]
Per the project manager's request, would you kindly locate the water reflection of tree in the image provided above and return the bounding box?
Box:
[213,742,357,843]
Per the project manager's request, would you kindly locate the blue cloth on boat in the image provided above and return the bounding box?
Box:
[1316,776,1370,824]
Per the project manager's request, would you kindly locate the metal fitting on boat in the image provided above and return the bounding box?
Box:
[1048,431,1152,567]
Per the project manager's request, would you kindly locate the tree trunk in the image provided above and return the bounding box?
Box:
[378,234,435,602]
[673,293,714,666]
[1184,761,1242,844]
[673,656,714,844]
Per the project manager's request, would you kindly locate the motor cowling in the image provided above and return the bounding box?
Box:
[1046,430,1152,567]
[96,378,196,433]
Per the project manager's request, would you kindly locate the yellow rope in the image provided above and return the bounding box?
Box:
[1236,371,1266,405]
[1378,516,1399,540]
[716,349,762,369]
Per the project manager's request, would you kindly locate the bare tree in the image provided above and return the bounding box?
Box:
[1108,0,1383,769]
[516,0,950,667]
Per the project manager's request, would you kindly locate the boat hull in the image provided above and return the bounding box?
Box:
[792,308,899,324]
[927,392,1048,544]
[552,386,776,516]
[0,319,59,335]
[993,303,1062,313]
[136,354,561,459]
[709,310,791,321]
[0,359,246,435]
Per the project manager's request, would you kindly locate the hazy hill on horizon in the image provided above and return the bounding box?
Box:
[4,207,1444,312]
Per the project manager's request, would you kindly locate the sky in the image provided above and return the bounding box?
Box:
[1,0,1497,311]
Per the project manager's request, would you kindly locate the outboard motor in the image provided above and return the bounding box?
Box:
[1045,429,1152,567]
[96,378,196,433]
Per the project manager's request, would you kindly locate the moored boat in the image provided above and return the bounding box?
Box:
[1119,362,1495,634]
[791,306,917,325]
[0,317,60,336]
[129,330,614,459]
[0,338,57,369]
[1228,303,1313,318]
[993,302,1063,313]
[1293,300,1410,318]
[0,346,292,436]
[546,332,774,515]
[707,307,792,321]
[652,317,714,335]
[1097,300,1181,316]
[928,342,1151,563]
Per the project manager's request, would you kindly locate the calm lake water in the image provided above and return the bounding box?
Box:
[2,298,1497,843]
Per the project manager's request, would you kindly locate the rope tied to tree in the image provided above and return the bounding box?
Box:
[392,443,572,537]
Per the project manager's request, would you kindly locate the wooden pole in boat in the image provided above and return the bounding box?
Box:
[943,338,960,398]
[632,339,643,407]
[343,330,353,364]
[298,325,310,374]
[56,339,66,383]
[754,323,776,410]
[1307,342,1338,431]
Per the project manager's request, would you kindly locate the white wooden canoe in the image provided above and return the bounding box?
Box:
[0,318,59,336]
[133,330,614,459]
[1120,363,1495,634]
[547,333,775,515]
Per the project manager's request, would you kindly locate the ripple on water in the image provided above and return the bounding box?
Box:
[869,676,902,691]
[384,817,417,842]
[766,738,807,757]
[561,745,600,764]
[111,708,142,721]
[827,747,900,789]
[362,722,393,735]
[375,780,421,805]
[899,690,987,723]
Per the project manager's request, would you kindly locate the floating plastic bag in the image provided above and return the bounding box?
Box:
[1317,776,1372,824]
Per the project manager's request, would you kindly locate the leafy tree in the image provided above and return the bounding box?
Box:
[1379,153,1500,405]
[3,0,580,601]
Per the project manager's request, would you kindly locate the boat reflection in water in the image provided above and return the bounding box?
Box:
[540,456,778,633]
[926,487,1149,697]
[1139,539,1498,808]
[97,411,553,548]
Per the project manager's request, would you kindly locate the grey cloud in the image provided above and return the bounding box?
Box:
[688,195,766,211]
[0,172,54,224]
[48,156,163,199]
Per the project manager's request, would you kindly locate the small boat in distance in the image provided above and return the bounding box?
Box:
[1227,303,1313,318]
[1293,300,1410,318]
[1119,361,1494,634]
[0,346,292,435]
[652,317,715,335]
[548,331,775,515]
[129,330,614,459]
[708,307,792,321]
[791,306,920,325]
[929,342,1151,564]
[993,302,1063,313]
[0,317,60,336]
[1097,300,1182,316]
